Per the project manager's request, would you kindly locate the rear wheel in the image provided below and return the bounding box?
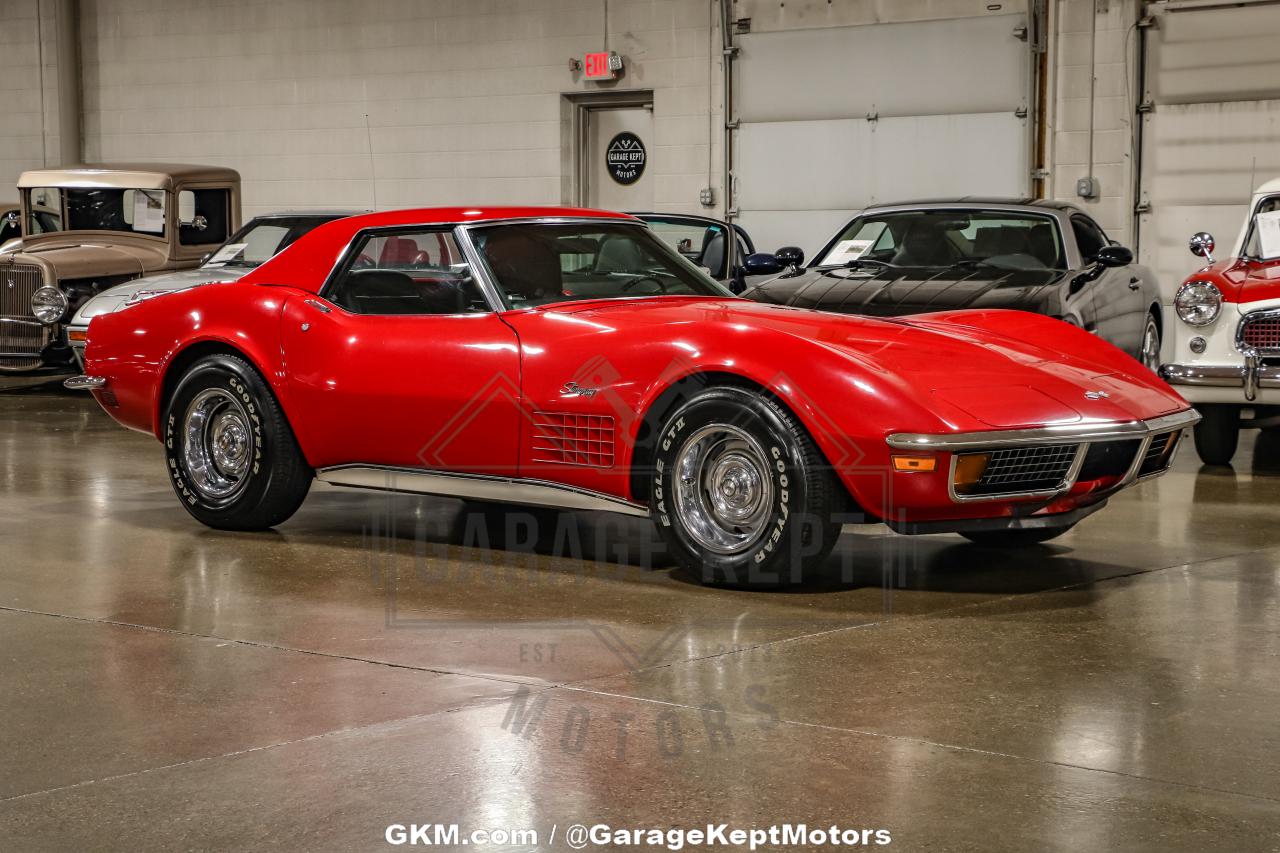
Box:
[164,354,312,529]
[650,387,842,586]
[1193,405,1241,466]
[960,525,1075,547]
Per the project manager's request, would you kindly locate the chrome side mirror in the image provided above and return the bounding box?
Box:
[1189,232,1215,264]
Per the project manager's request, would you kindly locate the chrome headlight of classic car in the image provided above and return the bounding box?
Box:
[1174,280,1222,326]
[30,286,68,325]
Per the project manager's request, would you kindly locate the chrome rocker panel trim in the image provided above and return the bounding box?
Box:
[315,465,651,518]
[63,374,107,390]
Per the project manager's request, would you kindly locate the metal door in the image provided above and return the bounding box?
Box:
[586,107,654,212]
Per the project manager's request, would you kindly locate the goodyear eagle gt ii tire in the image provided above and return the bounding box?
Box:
[164,354,312,529]
[651,387,841,586]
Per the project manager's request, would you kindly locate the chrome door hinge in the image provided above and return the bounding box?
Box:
[1137,100,1155,114]
[734,17,751,33]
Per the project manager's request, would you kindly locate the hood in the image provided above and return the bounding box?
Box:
[70,264,245,325]
[0,235,172,279]
[1201,257,1280,305]
[542,297,1182,427]
[742,265,1066,317]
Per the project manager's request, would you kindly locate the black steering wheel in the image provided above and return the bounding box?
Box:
[620,274,669,294]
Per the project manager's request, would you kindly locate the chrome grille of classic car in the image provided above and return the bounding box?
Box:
[1137,431,1179,478]
[957,444,1078,496]
[0,264,49,370]
[1238,310,1280,354]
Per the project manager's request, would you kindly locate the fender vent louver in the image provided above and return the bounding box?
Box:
[531,412,616,468]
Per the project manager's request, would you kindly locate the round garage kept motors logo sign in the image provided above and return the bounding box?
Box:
[606,132,646,185]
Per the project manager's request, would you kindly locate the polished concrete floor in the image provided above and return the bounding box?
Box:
[3,385,1280,851]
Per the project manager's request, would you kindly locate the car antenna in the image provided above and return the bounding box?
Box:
[365,112,378,211]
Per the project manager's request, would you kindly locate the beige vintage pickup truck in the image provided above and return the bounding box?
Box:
[0,164,240,375]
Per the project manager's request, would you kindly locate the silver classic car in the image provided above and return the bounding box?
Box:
[66,211,357,366]
[0,163,240,375]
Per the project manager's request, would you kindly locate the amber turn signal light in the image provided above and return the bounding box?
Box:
[67,329,87,342]
[892,455,937,473]
[952,452,991,493]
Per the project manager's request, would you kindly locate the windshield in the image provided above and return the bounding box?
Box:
[470,222,732,308]
[817,209,1066,271]
[25,187,168,237]
[204,215,343,269]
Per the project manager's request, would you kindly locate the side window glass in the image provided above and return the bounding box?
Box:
[1071,216,1107,262]
[328,229,487,316]
[647,220,728,278]
[179,189,230,246]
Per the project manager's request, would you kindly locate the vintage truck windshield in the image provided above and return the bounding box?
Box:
[25,187,167,237]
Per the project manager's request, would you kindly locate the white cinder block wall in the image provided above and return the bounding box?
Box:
[1,0,1149,247]
[1048,0,1140,246]
[76,0,725,219]
[0,0,64,196]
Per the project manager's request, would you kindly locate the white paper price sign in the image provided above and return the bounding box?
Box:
[823,239,875,265]
[1256,210,1280,260]
[205,243,248,267]
[132,190,165,234]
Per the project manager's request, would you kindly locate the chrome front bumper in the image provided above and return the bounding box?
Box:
[887,409,1202,504]
[1160,359,1275,402]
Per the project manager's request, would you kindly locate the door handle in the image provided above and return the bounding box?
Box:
[1127,277,1140,291]
[303,298,332,313]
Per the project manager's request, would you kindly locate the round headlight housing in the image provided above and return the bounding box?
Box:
[1174,280,1222,326]
[30,286,68,325]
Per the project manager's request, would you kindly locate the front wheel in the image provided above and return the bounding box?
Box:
[1138,314,1161,372]
[1193,405,1240,466]
[164,353,312,529]
[650,387,842,586]
[960,524,1075,547]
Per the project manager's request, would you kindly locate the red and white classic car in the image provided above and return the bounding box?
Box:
[69,207,1197,585]
[1160,179,1280,464]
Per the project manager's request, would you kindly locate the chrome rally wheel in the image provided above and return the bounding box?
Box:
[182,388,253,501]
[650,386,842,586]
[164,353,312,530]
[673,424,774,556]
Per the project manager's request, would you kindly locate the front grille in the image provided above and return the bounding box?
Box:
[0,264,50,370]
[1239,311,1280,354]
[1078,439,1142,481]
[1138,431,1178,477]
[960,444,1078,496]
[531,412,616,467]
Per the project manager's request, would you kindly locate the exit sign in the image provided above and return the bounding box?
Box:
[583,51,623,80]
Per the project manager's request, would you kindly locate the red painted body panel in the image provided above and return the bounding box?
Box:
[1181,257,1280,304]
[83,207,1192,527]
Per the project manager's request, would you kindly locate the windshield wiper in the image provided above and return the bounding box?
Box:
[940,258,1008,272]
[839,258,891,270]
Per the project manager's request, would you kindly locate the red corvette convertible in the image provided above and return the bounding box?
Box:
[70,207,1197,584]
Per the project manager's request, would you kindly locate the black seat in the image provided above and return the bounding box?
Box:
[334,269,461,315]
[699,231,726,278]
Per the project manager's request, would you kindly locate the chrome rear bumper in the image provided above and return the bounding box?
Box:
[64,374,107,391]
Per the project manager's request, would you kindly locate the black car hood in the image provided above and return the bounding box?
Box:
[743,264,1068,317]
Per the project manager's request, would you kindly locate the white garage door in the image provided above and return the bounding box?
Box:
[1137,1,1280,301]
[733,10,1032,257]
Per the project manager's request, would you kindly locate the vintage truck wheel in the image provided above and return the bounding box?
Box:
[650,387,841,586]
[1193,405,1240,466]
[164,354,312,529]
[961,525,1075,547]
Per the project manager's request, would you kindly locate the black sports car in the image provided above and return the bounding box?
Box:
[740,199,1164,371]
